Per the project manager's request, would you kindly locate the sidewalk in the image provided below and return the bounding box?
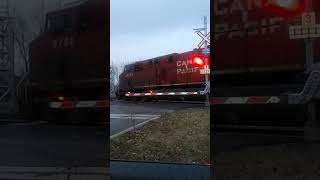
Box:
[0,166,109,180]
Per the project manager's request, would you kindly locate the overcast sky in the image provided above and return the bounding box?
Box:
[9,0,73,75]
[111,0,210,66]
[10,0,210,73]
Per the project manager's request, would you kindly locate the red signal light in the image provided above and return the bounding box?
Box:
[191,54,205,67]
[194,57,204,66]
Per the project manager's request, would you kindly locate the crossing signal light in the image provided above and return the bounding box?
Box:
[194,57,204,66]
[268,0,304,16]
[191,54,205,67]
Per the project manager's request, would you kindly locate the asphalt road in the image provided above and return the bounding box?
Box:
[0,121,108,179]
[0,123,108,167]
[110,100,204,136]
[0,100,203,179]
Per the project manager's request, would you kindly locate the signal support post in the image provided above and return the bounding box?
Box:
[288,0,320,141]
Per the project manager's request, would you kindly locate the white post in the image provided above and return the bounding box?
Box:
[194,16,210,106]
[305,0,314,71]
[204,16,210,107]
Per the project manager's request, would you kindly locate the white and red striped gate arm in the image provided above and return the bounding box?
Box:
[125,92,199,96]
[49,100,109,109]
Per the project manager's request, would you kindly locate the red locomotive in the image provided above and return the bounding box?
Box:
[117,49,210,100]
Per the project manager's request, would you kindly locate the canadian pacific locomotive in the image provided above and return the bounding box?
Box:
[117,48,210,101]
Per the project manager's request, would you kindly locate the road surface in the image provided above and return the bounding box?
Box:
[110,100,204,136]
[0,121,108,179]
[0,100,202,179]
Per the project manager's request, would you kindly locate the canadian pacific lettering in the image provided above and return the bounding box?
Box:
[176,60,199,75]
[214,0,301,40]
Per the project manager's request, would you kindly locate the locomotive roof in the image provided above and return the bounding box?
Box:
[126,50,198,66]
[126,53,178,66]
[46,0,89,16]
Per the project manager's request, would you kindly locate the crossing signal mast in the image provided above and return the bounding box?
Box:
[274,0,320,140]
[194,16,210,106]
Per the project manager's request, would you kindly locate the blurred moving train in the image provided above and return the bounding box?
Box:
[212,0,320,136]
[24,0,108,122]
[116,48,210,101]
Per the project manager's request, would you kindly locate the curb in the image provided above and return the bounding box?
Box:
[0,166,108,174]
[110,116,161,140]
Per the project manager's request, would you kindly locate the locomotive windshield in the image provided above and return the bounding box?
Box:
[46,13,73,33]
[123,65,133,72]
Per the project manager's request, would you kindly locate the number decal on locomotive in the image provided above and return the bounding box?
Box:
[53,37,74,48]
[125,73,134,77]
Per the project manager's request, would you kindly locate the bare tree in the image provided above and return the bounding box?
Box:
[11,3,44,75]
[110,61,116,97]
[115,61,128,83]
[110,60,132,99]
[10,2,45,106]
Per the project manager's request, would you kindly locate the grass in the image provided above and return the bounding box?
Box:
[213,143,320,180]
[110,107,210,164]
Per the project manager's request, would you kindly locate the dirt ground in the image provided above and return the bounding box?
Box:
[213,143,320,180]
[110,107,210,164]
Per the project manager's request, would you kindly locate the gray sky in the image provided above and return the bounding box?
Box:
[111,0,210,66]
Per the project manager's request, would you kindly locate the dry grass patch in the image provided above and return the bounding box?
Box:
[111,107,210,164]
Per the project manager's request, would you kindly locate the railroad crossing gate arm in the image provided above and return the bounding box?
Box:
[288,71,320,104]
